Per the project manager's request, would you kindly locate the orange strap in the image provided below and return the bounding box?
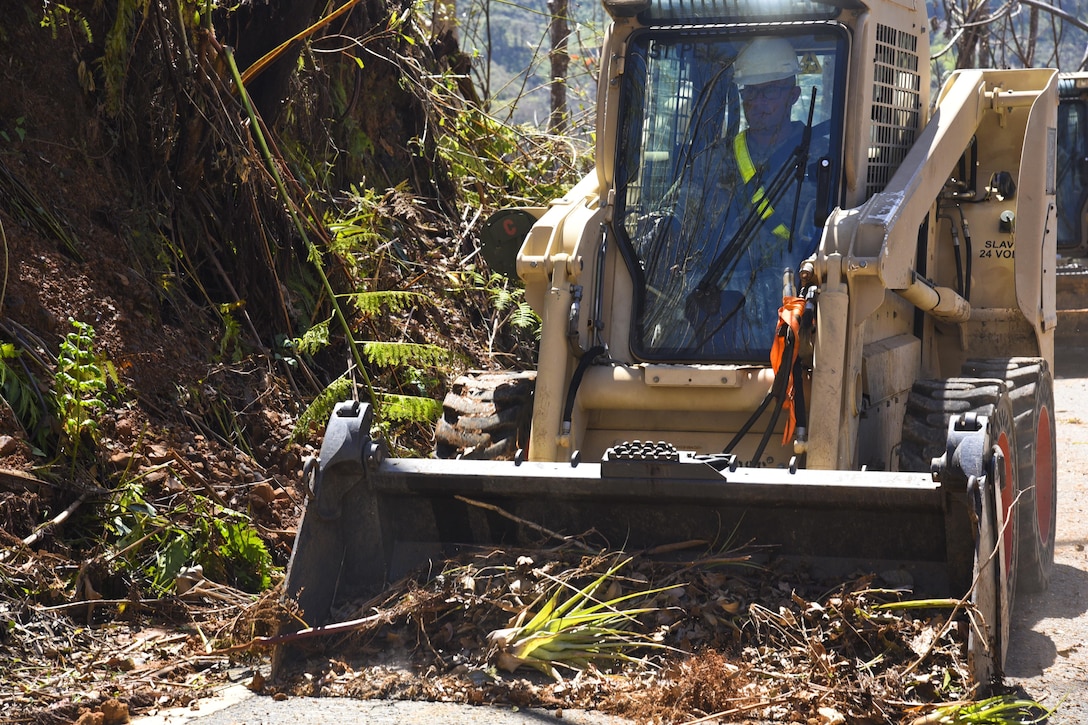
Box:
[770,296,807,445]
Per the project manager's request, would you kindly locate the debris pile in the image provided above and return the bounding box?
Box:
[267,543,999,724]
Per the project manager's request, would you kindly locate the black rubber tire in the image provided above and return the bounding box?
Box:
[963,358,1057,593]
[899,378,1020,592]
[900,377,1018,687]
[900,378,1019,593]
[898,378,1007,472]
[434,371,536,460]
[971,390,1018,688]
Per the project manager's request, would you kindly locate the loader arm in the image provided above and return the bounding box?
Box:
[808,68,1057,469]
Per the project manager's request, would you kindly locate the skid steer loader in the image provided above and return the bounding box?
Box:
[283,0,1058,689]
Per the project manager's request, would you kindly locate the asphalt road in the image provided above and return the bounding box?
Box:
[132,687,636,725]
[135,347,1088,725]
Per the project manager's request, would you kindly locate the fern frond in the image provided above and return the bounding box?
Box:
[294,320,331,357]
[40,4,94,43]
[291,376,355,442]
[491,286,515,312]
[510,301,542,331]
[376,392,443,423]
[351,290,427,317]
[362,341,451,368]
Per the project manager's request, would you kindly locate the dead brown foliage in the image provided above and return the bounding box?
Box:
[266,545,983,724]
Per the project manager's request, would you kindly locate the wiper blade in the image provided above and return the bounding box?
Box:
[787,86,818,253]
[693,86,819,296]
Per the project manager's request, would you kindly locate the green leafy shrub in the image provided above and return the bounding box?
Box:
[54,319,115,458]
[0,342,49,453]
[105,476,275,595]
[194,516,274,593]
[291,375,354,442]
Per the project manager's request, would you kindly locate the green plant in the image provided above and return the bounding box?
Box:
[286,292,454,442]
[291,374,353,442]
[438,108,579,208]
[194,515,274,593]
[101,0,154,116]
[54,319,114,458]
[0,342,49,453]
[358,325,455,437]
[450,266,541,350]
[105,476,177,591]
[910,694,1055,724]
[361,340,450,369]
[376,391,442,424]
[105,476,275,595]
[40,2,93,44]
[291,319,331,357]
[487,556,678,680]
[349,290,426,317]
[485,274,539,333]
[326,184,386,264]
[217,301,244,363]
[0,117,26,144]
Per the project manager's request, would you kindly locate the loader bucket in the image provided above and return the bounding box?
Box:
[282,401,983,637]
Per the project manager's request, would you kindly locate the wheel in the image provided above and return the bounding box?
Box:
[434,371,536,460]
[899,378,1007,471]
[900,377,1018,597]
[963,358,1057,592]
[900,378,1018,689]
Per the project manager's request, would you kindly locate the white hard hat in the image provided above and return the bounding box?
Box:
[734,37,800,87]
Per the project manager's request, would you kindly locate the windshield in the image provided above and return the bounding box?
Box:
[615,26,847,362]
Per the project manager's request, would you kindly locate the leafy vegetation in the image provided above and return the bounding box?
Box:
[103,476,274,595]
[262,542,1057,722]
[912,694,1054,724]
[0,341,47,452]
[54,319,114,459]
[487,555,677,679]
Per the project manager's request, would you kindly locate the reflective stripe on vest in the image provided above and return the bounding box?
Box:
[733,131,791,240]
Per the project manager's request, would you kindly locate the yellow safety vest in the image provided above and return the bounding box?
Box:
[733,131,791,241]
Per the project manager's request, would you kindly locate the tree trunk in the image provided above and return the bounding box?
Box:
[1025,6,1039,67]
[547,0,570,134]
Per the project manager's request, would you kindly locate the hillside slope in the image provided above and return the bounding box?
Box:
[0,2,514,719]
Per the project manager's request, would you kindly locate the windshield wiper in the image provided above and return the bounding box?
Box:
[690,86,818,302]
[787,87,818,253]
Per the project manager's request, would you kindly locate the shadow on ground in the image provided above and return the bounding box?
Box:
[1006,563,1088,678]
[1054,343,1088,378]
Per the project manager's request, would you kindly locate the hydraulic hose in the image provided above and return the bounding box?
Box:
[561,346,607,436]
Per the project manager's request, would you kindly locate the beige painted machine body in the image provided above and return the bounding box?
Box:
[517,0,1056,468]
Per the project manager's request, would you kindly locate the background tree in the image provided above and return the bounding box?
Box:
[936,0,1088,75]
[548,0,570,133]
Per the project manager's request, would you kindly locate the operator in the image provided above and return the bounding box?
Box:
[684,36,827,359]
[732,36,809,254]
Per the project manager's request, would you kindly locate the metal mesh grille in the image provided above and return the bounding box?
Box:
[866,24,921,198]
